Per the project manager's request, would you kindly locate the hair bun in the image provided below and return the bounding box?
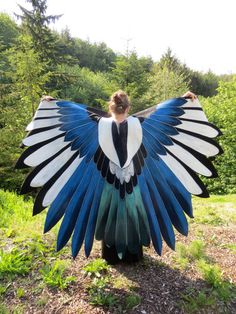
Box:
[114,94,122,105]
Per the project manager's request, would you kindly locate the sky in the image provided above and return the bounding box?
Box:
[1,0,236,74]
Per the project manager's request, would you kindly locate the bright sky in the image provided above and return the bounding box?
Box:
[1,0,236,74]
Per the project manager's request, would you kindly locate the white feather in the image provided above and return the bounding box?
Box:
[109,161,134,184]
[42,155,84,207]
[160,153,203,195]
[24,137,68,167]
[23,127,64,146]
[171,133,219,156]
[177,120,219,138]
[166,144,212,176]
[30,147,77,187]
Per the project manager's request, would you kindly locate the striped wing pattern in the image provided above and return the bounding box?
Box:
[135,97,222,253]
[16,100,106,257]
[16,97,222,258]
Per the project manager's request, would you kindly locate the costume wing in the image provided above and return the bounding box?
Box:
[130,96,222,254]
[16,97,222,259]
[16,99,109,257]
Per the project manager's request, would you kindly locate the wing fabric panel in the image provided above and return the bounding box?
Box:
[16,99,107,258]
[141,97,222,197]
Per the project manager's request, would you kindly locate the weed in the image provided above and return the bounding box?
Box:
[174,240,206,269]
[181,289,215,313]
[36,296,49,307]
[83,258,109,277]
[112,275,138,291]
[89,291,117,307]
[196,259,223,288]
[221,243,236,253]
[0,249,32,279]
[40,260,76,289]
[87,275,117,307]
[124,293,141,310]
[16,288,25,298]
[0,284,9,297]
[0,304,9,314]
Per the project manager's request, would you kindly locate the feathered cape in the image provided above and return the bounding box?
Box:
[16,97,222,258]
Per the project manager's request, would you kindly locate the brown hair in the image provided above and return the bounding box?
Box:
[109,90,130,114]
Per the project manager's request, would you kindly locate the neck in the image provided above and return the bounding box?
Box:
[111,112,128,123]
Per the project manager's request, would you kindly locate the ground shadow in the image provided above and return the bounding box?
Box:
[105,253,213,314]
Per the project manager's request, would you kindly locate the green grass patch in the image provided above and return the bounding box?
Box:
[0,303,10,314]
[112,275,138,291]
[83,258,109,277]
[173,240,206,269]
[0,249,32,279]
[124,293,141,310]
[87,277,117,307]
[40,260,76,290]
[221,243,236,253]
[181,289,216,313]
[192,195,236,225]
[196,259,223,288]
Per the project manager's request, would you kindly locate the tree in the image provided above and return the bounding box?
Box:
[111,52,153,112]
[0,34,50,191]
[16,0,62,65]
[202,76,236,194]
[74,39,116,72]
[142,64,189,108]
[0,13,19,51]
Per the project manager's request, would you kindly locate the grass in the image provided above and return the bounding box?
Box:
[192,194,236,225]
[0,248,32,278]
[0,190,235,313]
[181,289,216,313]
[173,240,206,269]
[124,293,141,310]
[40,260,76,290]
[87,276,117,307]
[82,258,109,277]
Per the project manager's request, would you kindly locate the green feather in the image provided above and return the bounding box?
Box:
[133,186,151,246]
[95,183,112,240]
[115,199,127,259]
[126,192,141,254]
[104,188,119,247]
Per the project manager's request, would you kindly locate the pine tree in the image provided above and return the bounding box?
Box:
[15,0,61,65]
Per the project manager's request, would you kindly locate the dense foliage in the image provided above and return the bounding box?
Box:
[0,0,235,194]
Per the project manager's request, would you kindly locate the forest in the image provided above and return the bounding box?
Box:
[0,1,235,195]
[0,1,236,313]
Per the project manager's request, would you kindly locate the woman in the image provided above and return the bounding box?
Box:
[17,90,220,264]
[101,90,197,264]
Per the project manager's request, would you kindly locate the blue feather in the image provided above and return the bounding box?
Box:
[138,173,162,255]
[72,164,99,258]
[146,157,188,236]
[133,186,151,246]
[148,115,181,126]
[115,199,127,259]
[56,161,95,251]
[152,107,184,117]
[157,97,187,109]
[44,158,88,233]
[142,129,166,156]
[57,101,87,110]
[158,159,193,217]
[104,188,119,247]
[65,123,95,142]
[143,118,179,136]
[142,123,173,146]
[84,174,105,257]
[59,118,90,129]
[95,183,113,240]
[142,164,175,250]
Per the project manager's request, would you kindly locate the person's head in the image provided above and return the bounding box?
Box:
[109,90,130,115]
